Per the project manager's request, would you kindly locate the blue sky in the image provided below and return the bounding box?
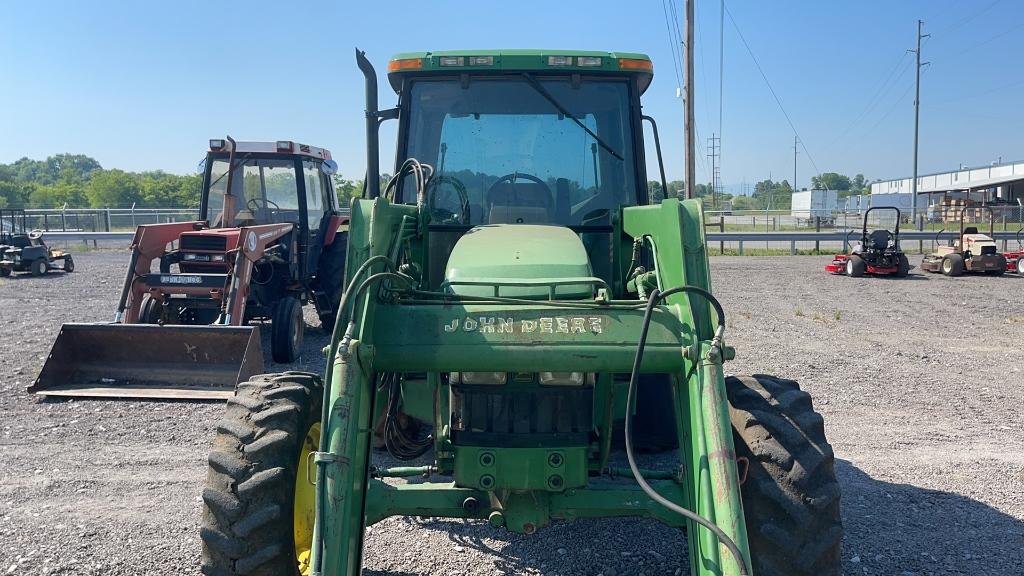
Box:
[1,1,1020,194]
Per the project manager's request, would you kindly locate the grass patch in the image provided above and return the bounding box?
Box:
[794,306,804,317]
[833,309,842,321]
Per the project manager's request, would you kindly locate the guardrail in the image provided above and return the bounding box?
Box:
[45,229,1023,255]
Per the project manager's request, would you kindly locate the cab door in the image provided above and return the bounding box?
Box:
[301,160,331,275]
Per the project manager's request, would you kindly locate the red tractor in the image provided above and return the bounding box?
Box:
[31,137,349,400]
[826,206,910,277]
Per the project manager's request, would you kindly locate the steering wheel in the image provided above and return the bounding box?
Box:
[247,197,282,223]
[29,229,44,241]
[428,175,471,225]
[486,172,552,197]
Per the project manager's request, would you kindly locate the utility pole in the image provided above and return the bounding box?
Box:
[684,0,696,199]
[910,20,930,222]
[793,136,799,192]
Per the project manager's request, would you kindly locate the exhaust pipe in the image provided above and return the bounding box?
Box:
[356,48,381,199]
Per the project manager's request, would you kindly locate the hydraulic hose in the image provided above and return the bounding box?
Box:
[624,286,749,576]
[311,254,397,576]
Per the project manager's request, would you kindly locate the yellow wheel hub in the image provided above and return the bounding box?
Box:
[294,422,320,576]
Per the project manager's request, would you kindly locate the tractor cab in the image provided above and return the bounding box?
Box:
[198,139,340,275]
[383,51,656,290]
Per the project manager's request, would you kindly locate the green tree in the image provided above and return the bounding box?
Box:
[811,172,852,193]
[84,169,140,207]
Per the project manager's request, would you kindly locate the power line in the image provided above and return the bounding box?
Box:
[723,4,827,188]
[932,0,1002,37]
[823,52,913,152]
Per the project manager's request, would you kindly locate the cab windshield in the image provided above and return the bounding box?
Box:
[401,77,639,226]
[205,157,300,227]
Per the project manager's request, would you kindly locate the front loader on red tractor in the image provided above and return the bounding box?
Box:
[30,138,349,400]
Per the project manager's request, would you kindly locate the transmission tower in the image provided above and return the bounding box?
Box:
[707,134,721,209]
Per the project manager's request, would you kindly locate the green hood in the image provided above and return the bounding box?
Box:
[443,225,594,299]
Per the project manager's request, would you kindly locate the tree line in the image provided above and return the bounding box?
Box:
[1,153,872,213]
[648,171,872,211]
[0,154,203,209]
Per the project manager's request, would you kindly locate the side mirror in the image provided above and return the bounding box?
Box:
[321,159,339,176]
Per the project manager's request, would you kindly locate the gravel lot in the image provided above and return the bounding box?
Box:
[1,251,1022,575]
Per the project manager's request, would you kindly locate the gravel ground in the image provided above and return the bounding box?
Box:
[1,251,1022,575]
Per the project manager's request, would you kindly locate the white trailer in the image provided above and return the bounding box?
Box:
[866,192,914,212]
[791,189,838,223]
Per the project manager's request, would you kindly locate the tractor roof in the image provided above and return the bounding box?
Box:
[207,139,332,161]
[387,50,653,94]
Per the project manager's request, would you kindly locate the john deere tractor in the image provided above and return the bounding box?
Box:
[200,50,842,576]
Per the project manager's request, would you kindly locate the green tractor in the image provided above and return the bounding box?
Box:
[200,50,842,576]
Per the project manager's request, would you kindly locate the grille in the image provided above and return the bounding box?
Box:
[180,234,227,251]
[450,386,593,447]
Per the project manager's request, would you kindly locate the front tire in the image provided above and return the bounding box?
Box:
[727,375,842,576]
[895,254,910,277]
[200,372,323,576]
[62,256,74,273]
[272,297,304,363]
[846,255,865,277]
[942,253,964,276]
[31,258,48,276]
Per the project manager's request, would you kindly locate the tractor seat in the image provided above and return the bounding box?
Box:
[9,235,31,249]
[963,226,978,235]
[868,229,892,251]
[487,183,553,224]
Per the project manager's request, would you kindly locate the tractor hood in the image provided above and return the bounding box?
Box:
[962,233,996,249]
[443,225,595,299]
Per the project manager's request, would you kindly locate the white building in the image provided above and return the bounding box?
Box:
[870,160,1024,207]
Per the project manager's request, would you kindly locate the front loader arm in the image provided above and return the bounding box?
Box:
[117,221,205,323]
[623,199,751,575]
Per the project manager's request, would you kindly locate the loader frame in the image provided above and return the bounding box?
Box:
[312,197,750,576]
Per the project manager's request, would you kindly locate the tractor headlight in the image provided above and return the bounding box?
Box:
[211,254,225,262]
[539,372,591,386]
[452,372,507,386]
[183,253,197,261]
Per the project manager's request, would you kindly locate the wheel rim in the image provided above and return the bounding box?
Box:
[1018,259,1024,274]
[292,305,303,352]
[294,421,320,576]
[942,258,951,273]
[846,259,854,275]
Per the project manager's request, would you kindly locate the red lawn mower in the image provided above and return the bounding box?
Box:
[1004,227,1024,274]
[826,206,911,277]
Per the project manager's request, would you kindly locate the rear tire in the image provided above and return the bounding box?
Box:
[0,266,10,277]
[271,297,304,363]
[316,231,348,332]
[846,255,865,277]
[895,254,910,277]
[942,253,964,276]
[985,256,1006,276]
[726,375,842,576]
[200,372,322,576]
[1017,257,1024,275]
[62,256,74,273]
[31,258,47,276]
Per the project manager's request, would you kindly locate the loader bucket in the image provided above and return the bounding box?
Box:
[29,323,264,400]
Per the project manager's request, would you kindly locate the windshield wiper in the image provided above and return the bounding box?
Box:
[522,73,624,161]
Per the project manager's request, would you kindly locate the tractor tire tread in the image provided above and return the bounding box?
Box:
[201,372,322,576]
[727,374,842,576]
[232,504,282,538]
